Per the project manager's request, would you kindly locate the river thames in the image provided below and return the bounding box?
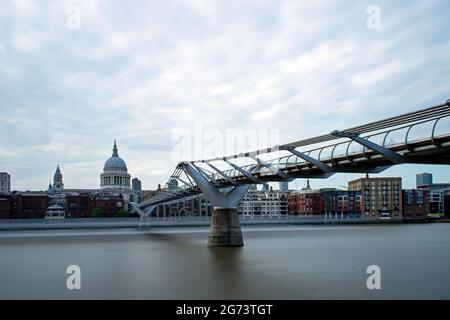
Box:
[0,223,449,299]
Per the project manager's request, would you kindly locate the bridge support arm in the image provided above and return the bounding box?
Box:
[226,160,260,183]
[331,131,407,164]
[192,164,218,185]
[206,162,237,185]
[283,146,334,173]
[182,163,249,208]
[250,155,289,179]
[173,176,193,188]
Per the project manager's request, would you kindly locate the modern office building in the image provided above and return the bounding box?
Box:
[279,181,289,192]
[132,178,142,191]
[131,178,143,204]
[0,172,11,195]
[418,182,450,218]
[348,177,402,221]
[416,173,433,188]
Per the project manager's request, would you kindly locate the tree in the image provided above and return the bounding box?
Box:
[115,209,129,218]
[91,208,104,218]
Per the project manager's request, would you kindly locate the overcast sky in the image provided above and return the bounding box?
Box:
[1,0,450,191]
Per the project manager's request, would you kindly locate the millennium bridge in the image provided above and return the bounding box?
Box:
[135,100,450,247]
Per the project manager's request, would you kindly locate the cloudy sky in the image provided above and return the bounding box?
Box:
[1,0,450,191]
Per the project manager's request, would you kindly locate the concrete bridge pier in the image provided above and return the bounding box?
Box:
[208,207,244,247]
[182,163,250,247]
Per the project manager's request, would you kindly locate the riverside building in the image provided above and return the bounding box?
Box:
[348,177,402,221]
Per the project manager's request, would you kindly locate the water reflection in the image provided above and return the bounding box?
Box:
[208,247,245,296]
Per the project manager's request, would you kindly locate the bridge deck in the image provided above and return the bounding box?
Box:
[140,101,450,209]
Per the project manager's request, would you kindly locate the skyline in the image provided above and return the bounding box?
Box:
[4,148,450,192]
[1,0,450,190]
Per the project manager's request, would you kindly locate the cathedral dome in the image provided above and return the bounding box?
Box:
[104,156,128,171]
[100,140,131,190]
[103,140,128,172]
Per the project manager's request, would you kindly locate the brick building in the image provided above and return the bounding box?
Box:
[0,195,12,218]
[348,177,402,221]
[3,191,125,219]
[13,192,49,219]
[90,193,125,217]
[402,189,429,220]
[288,191,323,215]
[322,190,361,219]
[66,194,91,218]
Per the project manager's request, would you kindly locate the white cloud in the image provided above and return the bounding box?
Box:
[10,31,44,53]
[250,104,284,121]
[1,0,450,191]
[12,0,39,19]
